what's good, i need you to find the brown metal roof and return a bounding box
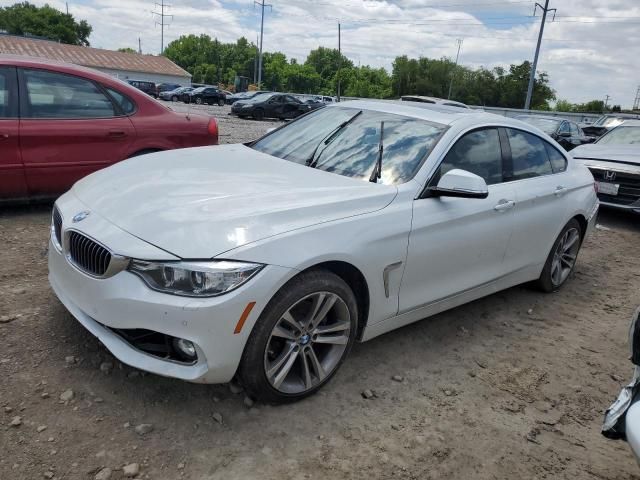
[0,35,191,78]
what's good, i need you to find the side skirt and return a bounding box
[360,264,542,342]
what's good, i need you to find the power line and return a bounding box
[525,0,555,110]
[153,1,172,54]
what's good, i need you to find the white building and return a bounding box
[0,34,191,85]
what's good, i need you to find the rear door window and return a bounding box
[435,128,503,185]
[105,87,135,115]
[506,128,554,180]
[23,69,116,118]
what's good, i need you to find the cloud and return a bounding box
[13,0,640,107]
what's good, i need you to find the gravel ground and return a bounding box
[167,102,283,143]
[1,108,640,479]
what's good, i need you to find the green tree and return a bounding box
[0,2,91,45]
[117,47,137,54]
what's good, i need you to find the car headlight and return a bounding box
[128,260,264,297]
[241,104,253,109]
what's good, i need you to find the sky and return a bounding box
[5,0,640,108]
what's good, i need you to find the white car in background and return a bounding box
[48,101,598,403]
[572,120,640,213]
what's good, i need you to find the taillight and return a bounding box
[207,118,219,144]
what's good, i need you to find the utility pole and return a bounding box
[253,35,259,85]
[524,0,556,110]
[604,94,611,111]
[447,38,463,100]
[153,1,173,54]
[337,22,341,102]
[254,0,272,88]
[65,2,68,14]
[138,37,142,54]
[633,86,640,111]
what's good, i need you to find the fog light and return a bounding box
[173,338,197,360]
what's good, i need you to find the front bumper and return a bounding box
[47,199,293,384]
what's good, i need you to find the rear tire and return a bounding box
[239,270,358,404]
[253,109,264,121]
[195,97,203,105]
[218,98,225,106]
[171,95,178,102]
[536,219,583,292]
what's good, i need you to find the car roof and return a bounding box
[329,99,502,125]
[619,120,640,127]
[517,115,564,122]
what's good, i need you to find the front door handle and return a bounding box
[554,185,567,196]
[0,132,9,139]
[494,199,515,212]
[108,130,127,138]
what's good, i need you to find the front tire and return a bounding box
[239,270,358,404]
[195,97,203,105]
[218,98,225,106]
[536,219,583,292]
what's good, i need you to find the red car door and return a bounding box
[18,68,135,198]
[0,66,27,199]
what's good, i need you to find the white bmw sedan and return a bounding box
[49,101,599,403]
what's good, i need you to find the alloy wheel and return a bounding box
[550,227,580,286]
[264,292,351,395]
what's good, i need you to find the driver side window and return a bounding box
[433,128,503,186]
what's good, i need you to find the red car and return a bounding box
[0,55,218,201]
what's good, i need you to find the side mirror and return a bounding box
[429,169,489,199]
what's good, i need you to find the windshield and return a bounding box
[518,117,560,134]
[191,87,205,93]
[597,126,640,145]
[251,107,446,185]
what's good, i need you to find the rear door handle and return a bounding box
[108,130,127,138]
[554,185,567,196]
[494,199,515,212]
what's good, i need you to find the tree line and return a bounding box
[164,34,561,109]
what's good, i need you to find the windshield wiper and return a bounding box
[369,121,384,183]
[306,110,363,168]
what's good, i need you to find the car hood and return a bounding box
[572,144,640,165]
[71,144,397,259]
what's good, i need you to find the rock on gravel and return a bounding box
[122,462,140,477]
[0,313,21,323]
[59,389,74,402]
[134,423,153,435]
[361,389,374,399]
[99,362,114,374]
[37,425,47,432]
[9,416,22,427]
[392,375,404,382]
[212,412,223,424]
[243,396,255,408]
[229,382,243,394]
[94,467,112,480]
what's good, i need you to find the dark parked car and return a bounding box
[159,86,193,102]
[226,90,271,105]
[0,56,219,201]
[582,114,640,139]
[155,82,182,96]
[184,86,226,106]
[515,115,590,151]
[126,79,157,98]
[231,92,318,120]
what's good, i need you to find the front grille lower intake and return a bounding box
[68,231,112,276]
